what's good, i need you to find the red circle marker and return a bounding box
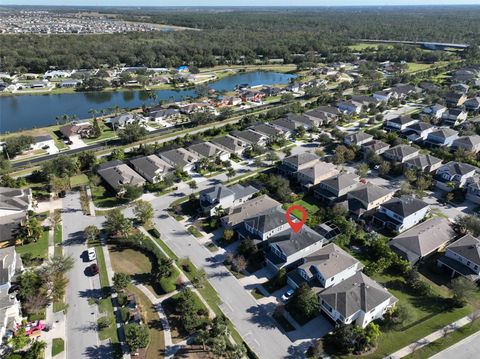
[285,205,308,233]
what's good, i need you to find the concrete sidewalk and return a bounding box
[385,311,480,359]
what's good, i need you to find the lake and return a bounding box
[0,71,295,133]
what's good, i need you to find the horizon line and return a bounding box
[3,4,480,7]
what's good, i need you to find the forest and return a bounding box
[1,6,480,73]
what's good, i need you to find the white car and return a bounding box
[281,288,295,302]
[87,248,96,261]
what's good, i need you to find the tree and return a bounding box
[25,340,47,359]
[223,229,235,242]
[41,155,79,179]
[133,200,154,225]
[3,135,35,159]
[17,216,43,244]
[451,277,477,306]
[191,269,207,288]
[104,209,132,238]
[288,283,319,320]
[113,273,131,292]
[122,184,144,201]
[232,255,247,272]
[92,119,103,138]
[9,327,30,351]
[49,176,70,196]
[378,161,391,176]
[356,163,369,178]
[118,123,148,144]
[97,316,112,330]
[227,167,236,179]
[84,225,100,244]
[77,151,97,171]
[454,215,480,237]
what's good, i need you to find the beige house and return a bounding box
[297,161,339,188]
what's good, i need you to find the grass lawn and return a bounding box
[16,228,49,263]
[109,246,152,276]
[188,226,203,238]
[53,224,62,258]
[251,288,265,300]
[283,195,320,219]
[128,285,165,358]
[205,242,219,252]
[144,227,179,260]
[91,184,130,208]
[51,338,65,357]
[97,297,119,342]
[83,128,117,144]
[70,174,89,187]
[404,319,480,359]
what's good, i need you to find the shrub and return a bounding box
[97,316,112,330]
[159,277,176,293]
[120,307,130,322]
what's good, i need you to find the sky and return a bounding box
[3,0,480,7]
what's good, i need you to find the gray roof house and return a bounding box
[343,132,374,147]
[210,135,248,155]
[158,148,200,171]
[265,226,327,271]
[287,243,364,290]
[401,121,434,142]
[452,136,480,154]
[279,153,319,176]
[271,118,300,133]
[361,140,390,158]
[389,217,455,264]
[199,184,258,216]
[240,208,290,242]
[385,116,418,132]
[465,97,480,111]
[435,161,478,191]
[383,144,420,163]
[129,155,173,183]
[425,128,459,147]
[404,154,443,173]
[318,271,398,328]
[250,124,284,138]
[97,161,146,194]
[297,161,339,188]
[347,183,395,217]
[437,234,480,281]
[231,130,267,146]
[221,195,281,228]
[373,196,430,233]
[0,187,32,217]
[110,113,147,129]
[314,173,360,203]
[187,142,230,161]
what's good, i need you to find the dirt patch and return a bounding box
[174,345,210,359]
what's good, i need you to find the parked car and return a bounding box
[87,248,96,261]
[89,263,99,275]
[281,288,295,302]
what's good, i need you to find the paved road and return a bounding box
[62,192,109,359]
[430,330,480,359]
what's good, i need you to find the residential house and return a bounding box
[59,122,93,141]
[347,183,395,217]
[129,155,172,184]
[110,113,147,130]
[452,135,480,154]
[443,108,468,127]
[187,142,230,161]
[210,136,248,155]
[297,161,339,188]
[384,116,418,132]
[383,144,420,163]
[337,100,363,115]
[451,83,469,94]
[373,196,430,233]
[435,161,478,191]
[0,247,23,341]
[390,83,420,100]
[318,271,397,328]
[271,118,299,134]
[287,243,364,289]
[149,108,181,123]
[0,187,32,217]
[423,104,447,119]
[31,135,56,152]
[265,226,327,271]
[425,128,458,147]
[199,184,259,216]
[418,82,440,93]
[249,124,285,139]
[401,122,434,142]
[389,217,455,264]
[373,90,392,102]
[279,153,319,177]
[361,140,390,159]
[437,234,480,281]
[97,161,146,195]
[445,92,467,107]
[220,195,281,228]
[465,97,480,112]
[343,132,374,147]
[231,130,268,146]
[240,208,291,242]
[158,148,200,172]
[314,173,360,203]
[304,109,333,126]
[466,177,480,204]
[404,154,443,173]
[285,113,317,130]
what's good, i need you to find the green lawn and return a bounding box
[188,226,203,238]
[16,228,49,263]
[70,174,89,187]
[83,128,117,144]
[52,338,65,357]
[53,224,63,258]
[404,319,480,359]
[91,184,129,208]
[283,195,320,219]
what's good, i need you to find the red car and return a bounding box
[90,263,99,275]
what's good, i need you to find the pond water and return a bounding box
[0,71,296,133]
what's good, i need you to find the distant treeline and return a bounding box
[1,7,480,73]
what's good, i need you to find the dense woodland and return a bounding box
[1,6,480,72]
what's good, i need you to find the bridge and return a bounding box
[355,39,470,50]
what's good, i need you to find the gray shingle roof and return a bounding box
[283,153,319,168]
[319,272,397,318]
[320,173,359,192]
[446,234,480,265]
[439,161,478,176]
[404,154,442,169]
[187,142,226,158]
[268,226,324,257]
[221,195,281,227]
[348,183,394,204]
[345,131,373,144]
[250,124,283,137]
[384,144,419,160]
[244,208,287,234]
[97,163,146,191]
[389,217,455,263]
[0,187,31,212]
[388,116,416,125]
[129,155,172,180]
[210,136,246,153]
[231,130,265,144]
[381,196,429,218]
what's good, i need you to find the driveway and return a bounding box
[62,192,110,359]
[430,330,480,359]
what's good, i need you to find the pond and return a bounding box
[0,71,296,133]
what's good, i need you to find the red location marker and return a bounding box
[285,205,308,233]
